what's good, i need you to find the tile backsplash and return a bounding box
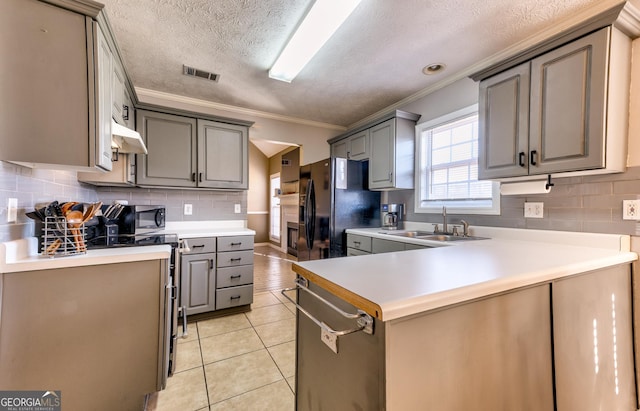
[0,161,247,242]
[388,166,640,236]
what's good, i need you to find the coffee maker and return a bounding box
[381,203,404,230]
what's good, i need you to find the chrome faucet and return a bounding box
[460,220,469,237]
[442,206,448,234]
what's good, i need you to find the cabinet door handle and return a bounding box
[191,172,196,182]
[530,150,538,166]
[122,105,129,121]
[518,152,526,167]
[199,172,203,182]
[230,258,242,262]
[209,259,214,269]
[347,151,350,159]
[388,172,393,181]
[230,274,242,279]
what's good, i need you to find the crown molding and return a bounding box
[135,88,346,132]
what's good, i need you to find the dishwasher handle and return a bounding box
[281,279,374,336]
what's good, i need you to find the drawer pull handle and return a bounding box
[192,244,205,249]
[230,275,242,279]
[230,296,241,300]
[230,258,242,262]
[230,242,242,246]
[353,241,360,245]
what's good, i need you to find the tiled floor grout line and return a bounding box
[194,323,211,411]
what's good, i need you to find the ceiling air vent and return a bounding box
[183,65,220,82]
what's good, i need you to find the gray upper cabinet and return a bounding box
[137,110,198,188]
[331,130,369,160]
[111,58,126,126]
[478,63,530,179]
[136,110,249,189]
[198,120,249,189]
[329,110,419,191]
[478,25,631,180]
[0,0,111,171]
[369,115,417,190]
[95,24,113,172]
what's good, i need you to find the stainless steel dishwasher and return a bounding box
[282,277,386,410]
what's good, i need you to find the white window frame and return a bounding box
[414,104,500,215]
[269,173,281,241]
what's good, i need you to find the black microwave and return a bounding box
[117,205,166,235]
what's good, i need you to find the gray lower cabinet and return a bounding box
[136,111,249,189]
[0,0,111,171]
[216,235,254,310]
[0,259,169,410]
[479,26,629,179]
[180,235,254,314]
[346,234,430,255]
[181,252,216,315]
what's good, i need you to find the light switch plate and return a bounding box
[623,200,640,220]
[524,202,544,218]
[234,204,241,213]
[184,203,193,215]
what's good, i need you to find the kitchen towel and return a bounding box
[500,180,551,195]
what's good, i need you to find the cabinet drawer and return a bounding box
[217,250,254,267]
[372,238,405,254]
[217,235,254,252]
[217,265,254,288]
[216,285,253,310]
[346,234,372,252]
[347,247,371,256]
[182,237,216,254]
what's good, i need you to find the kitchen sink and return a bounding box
[379,230,433,237]
[418,234,488,242]
[379,230,487,242]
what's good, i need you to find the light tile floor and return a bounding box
[146,245,297,411]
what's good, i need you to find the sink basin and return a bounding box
[418,234,488,242]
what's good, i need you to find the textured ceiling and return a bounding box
[100,0,614,128]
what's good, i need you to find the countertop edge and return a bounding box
[292,263,384,320]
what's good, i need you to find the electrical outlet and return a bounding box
[7,198,17,223]
[623,200,640,220]
[234,204,241,213]
[184,203,193,215]
[524,202,544,218]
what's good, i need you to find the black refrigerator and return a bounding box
[298,157,380,261]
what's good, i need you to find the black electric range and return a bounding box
[85,233,179,249]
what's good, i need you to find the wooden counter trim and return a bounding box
[292,263,384,320]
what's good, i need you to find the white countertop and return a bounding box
[293,228,637,322]
[0,237,171,273]
[161,220,255,238]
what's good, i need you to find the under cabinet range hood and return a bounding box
[111,120,147,154]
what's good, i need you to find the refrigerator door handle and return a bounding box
[305,179,316,251]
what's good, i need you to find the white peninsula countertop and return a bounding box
[292,227,638,321]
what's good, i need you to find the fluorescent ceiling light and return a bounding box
[269,0,362,83]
